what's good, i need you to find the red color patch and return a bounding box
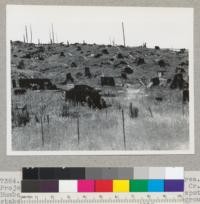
[95,180,113,192]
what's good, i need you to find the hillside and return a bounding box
[11,41,189,87]
[11,41,190,151]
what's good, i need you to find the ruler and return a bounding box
[20,193,184,204]
[0,171,200,204]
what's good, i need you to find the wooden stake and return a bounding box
[182,100,185,116]
[47,115,49,125]
[77,116,80,145]
[40,116,44,146]
[148,106,153,117]
[122,22,126,47]
[122,109,126,149]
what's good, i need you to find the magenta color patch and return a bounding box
[78,180,95,192]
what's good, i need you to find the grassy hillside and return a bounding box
[10,41,189,152]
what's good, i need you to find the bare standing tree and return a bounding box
[29,25,33,43]
[122,22,126,47]
[49,29,52,44]
[25,25,28,43]
[51,24,55,43]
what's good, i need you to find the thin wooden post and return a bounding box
[25,25,28,43]
[49,29,51,43]
[122,22,126,47]
[148,106,153,117]
[47,115,49,125]
[51,24,55,44]
[122,109,126,149]
[30,25,33,43]
[77,116,80,145]
[182,99,185,116]
[41,116,44,146]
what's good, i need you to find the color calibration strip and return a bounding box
[21,167,184,193]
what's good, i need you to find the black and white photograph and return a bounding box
[7,5,194,155]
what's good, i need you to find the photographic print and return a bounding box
[6,5,194,155]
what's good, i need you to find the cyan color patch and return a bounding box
[148,180,164,192]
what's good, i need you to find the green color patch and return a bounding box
[130,180,148,192]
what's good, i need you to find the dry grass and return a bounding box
[12,86,189,151]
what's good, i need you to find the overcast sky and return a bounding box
[7,5,193,49]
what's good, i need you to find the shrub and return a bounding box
[17,60,25,69]
[129,103,139,119]
[76,72,83,78]
[102,49,109,54]
[117,53,124,59]
[61,104,69,117]
[135,57,145,65]
[124,67,133,74]
[60,52,65,57]
[94,53,102,58]
[71,62,77,68]
[12,105,30,127]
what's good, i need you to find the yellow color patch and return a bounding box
[113,180,129,192]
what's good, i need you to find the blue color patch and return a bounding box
[148,180,164,192]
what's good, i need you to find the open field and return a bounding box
[11,42,189,151]
[12,86,189,151]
